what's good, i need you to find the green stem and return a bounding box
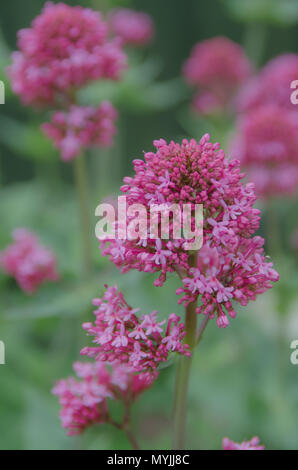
[125,429,140,450]
[172,253,198,450]
[73,155,92,276]
[196,315,210,345]
[244,22,267,67]
[266,199,281,258]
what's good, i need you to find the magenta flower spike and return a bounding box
[101,136,279,328]
[52,133,279,449]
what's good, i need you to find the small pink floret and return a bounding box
[81,285,190,371]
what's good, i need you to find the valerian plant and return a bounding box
[6,2,279,451]
[53,135,278,449]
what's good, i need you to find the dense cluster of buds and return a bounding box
[0,229,58,293]
[42,102,118,160]
[52,361,157,435]
[81,285,190,371]
[100,136,279,328]
[183,37,252,114]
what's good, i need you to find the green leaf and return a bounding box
[0,115,54,162]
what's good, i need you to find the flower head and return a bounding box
[81,285,189,371]
[237,54,298,113]
[0,229,58,293]
[52,360,157,435]
[108,8,154,47]
[42,102,118,160]
[183,37,252,114]
[100,136,278,327]
[231,105,298,198]
[7,2,126,107]
[222,436,264,450]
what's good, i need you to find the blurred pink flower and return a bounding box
[0,229,58,293]
[81,285,189,371]
[42,102,118,160]
[52,360,157,435]
[192,90,223,114]
[222,436,264,450]
[108,8,154,47]
[237,54,298,113]
[183,37,252,114]
[7,2,126,107]
[231,105,298,198]
[100,136,278,328]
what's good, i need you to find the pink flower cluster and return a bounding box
[81,285,190,371]
[232,54,298,199]
[231,105,298,198]
[52,361,157,435]
[237,54,298,113]
[0,229,58,293]
[222,436,264,450]
[42,102,118,161]
[7,2,126,107]
[177,240,278,328]
[100,136,278,328]
[183,37,252,114]
[108,8,154,47]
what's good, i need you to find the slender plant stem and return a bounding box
[266,199,281,258]
[73,155,92,276]
[196,315,210,345]
[108,419,122,430]
[108,418,139,449]
[172,253,198,450]
[124,429,140,450]
[123,404,141,450]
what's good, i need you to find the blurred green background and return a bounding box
[0,0,298,450]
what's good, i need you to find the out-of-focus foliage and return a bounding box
[224,0,298,26]
[80,56,188,113]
